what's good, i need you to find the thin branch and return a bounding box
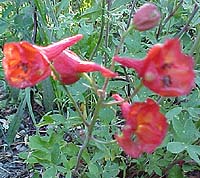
[102,25,134,93]
[32,6,38,43]
[176,3,199,38]
[74,97,103,172]
[126,0,137,30]
[105,0,112,48]
[103,82,143,107]
[104,0,112,64]
[156,0,184,40]
[92,136,116,144]
[89,0,106,60]
[123,0,137,97]
[62,85,89,127]
[190,28,200,55]
[74,0,107,172]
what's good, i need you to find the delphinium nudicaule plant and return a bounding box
[2,2,196,177]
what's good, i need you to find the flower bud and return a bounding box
[133,3,161,31]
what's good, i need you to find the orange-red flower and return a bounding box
[133,3,161,31]
[113,94,168,158]
[2,34,83,88]
[52,50,117,85]
[114,39,195,96]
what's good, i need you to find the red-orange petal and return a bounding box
[3,42,50,88]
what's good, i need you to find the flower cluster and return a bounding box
[113,94,168,158]
[111,3,195,158]
[114,38,195,96]
[2,34,116,88]
[1,2,195,159]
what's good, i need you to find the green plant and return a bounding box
[1,0,200,177]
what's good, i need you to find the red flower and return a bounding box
[133,3,161,31]
[113,94,168,158]
[52,50,117,85]
[2,34,83,88]
[114,39,195,96]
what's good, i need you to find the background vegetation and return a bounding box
[0,0,199,177]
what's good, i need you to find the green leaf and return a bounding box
[68,78,88,101]
[186,107,200,120]
[91,151,106,162]
[34,0,48,24]
[41,78,55,112]
[56,166,67,174]
[167,142,187,153]
[99,107,115,124]
[168,165,184,178]
[111,0,133,9]
[107,80,129,93]
[172,117,185,138]
[183,119,199,143]
[51,143,61,165]
[153,166,162,176]
[0,21,8,34]
[32,171,40,178]
[56,0,69,16]
[102,161,119,178]
[65,171,72,178]
[187,145,200,164]
[6,97,26,144]
[61,143,79,157]
[29,135,49,152]
[68,157,77,169]
[26,156,39,164]
[31,150,51,162]
[25,88,36,125]
[10,87,20,102]
[82,150,90,164]
[88,163,99,175]
[166,107,182,120]
[80,4,101,19]
[18,152,29,160]
[50,114,66,124]
[43,166,57,178]
[37,115,54,127]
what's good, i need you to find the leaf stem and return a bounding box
[92,136,116,144]
[61,85,89,127]
[103,82,143,107]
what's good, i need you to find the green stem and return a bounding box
[103,82,143,107]
[156,0,183,39]
[102,25,134,92]
[81,73,98,92]
[74,2,134,173]
[104,0,111,64]
[89,0,106,60]
[48,61,89,127]
[190,28,200,56]
[74,97,103,171]
[176,3,199,38]
[62,85,89,127]
[74,128,90,171]
[92,137,116,144]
